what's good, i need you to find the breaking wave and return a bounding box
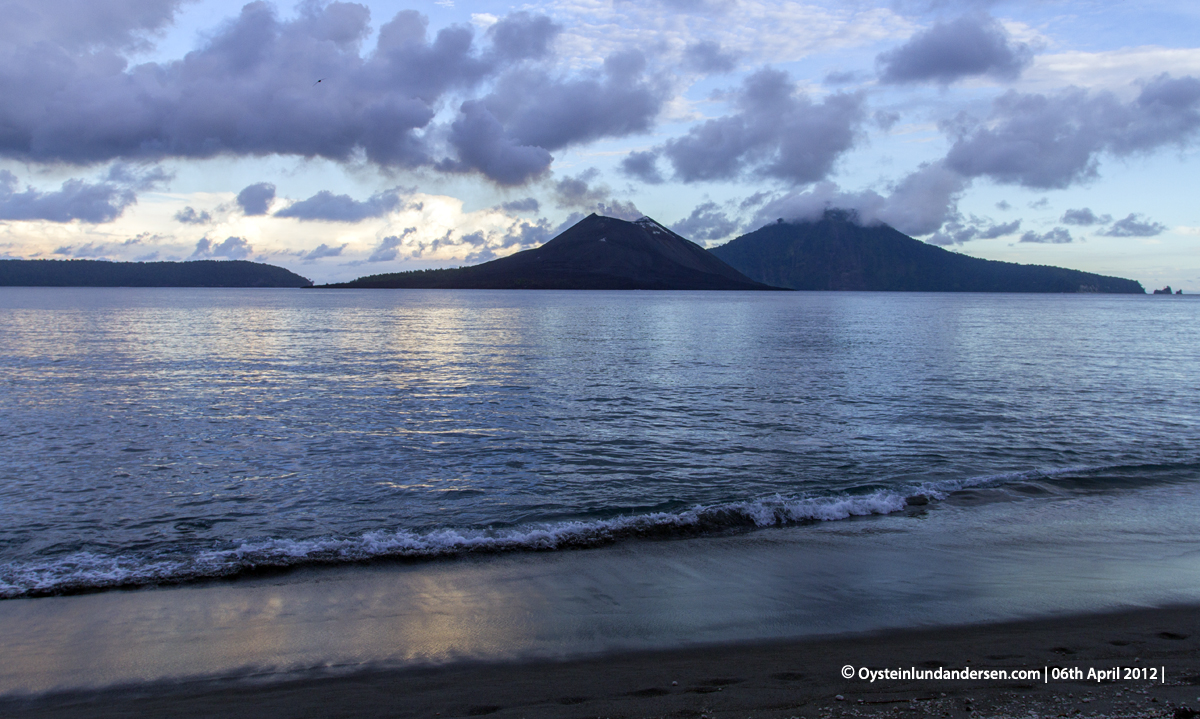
[0,463,1179,599]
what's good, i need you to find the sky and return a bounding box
[0,0,1198,288]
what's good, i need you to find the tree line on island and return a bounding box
[0,211,1153,293]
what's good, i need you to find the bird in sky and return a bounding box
[313,78,325,86]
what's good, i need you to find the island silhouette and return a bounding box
[0,259,312,287]
[323,214,781,290]
[328,210,1145,293]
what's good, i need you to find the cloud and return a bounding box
[275,188,406,222]
[944,74,1200,189]
[303,243,348,261]
[237,183,276,215]
[824,70,860,85]
[443,100,554,185]
[752,161,967,237]
[1019,227,1073,244]
[739,191,772,209]
[53,242,114,258]
[500,197,539,214]
[1060,208,1111,226]
[174,206,213,225]
[873,110,900,130]
[0,0,185,52]
[671,201,739,241]
[368,228,416,262]
[551,172,642,220]
[0,169,137,223]
[0,4,569,172]
[445,49,669,184]
[192,236,253,259]
[877,13,1032,85]
[661,68,866,184]
[485,11,559,63]
[553,172,606,208]
[620,150,665,184]
[682,40,738,73]
[928,218,1021,245]
[498,218,555,248]
[1098,213,1168,237]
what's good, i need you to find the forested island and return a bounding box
[0,260,312,287]
[710,210,1145,293]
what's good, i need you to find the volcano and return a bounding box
[325,214,784,290]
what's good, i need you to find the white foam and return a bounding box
[0,467,1098,599]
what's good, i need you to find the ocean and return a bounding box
[2,287,1198,601]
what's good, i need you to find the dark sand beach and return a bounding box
[5,605,1200,718]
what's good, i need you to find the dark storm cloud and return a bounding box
[944,74,1200,188]
[1019,227,1073,244]
[877,13,1032,85]
[274,188,405,222]
[671,201,739,241]
[237,183,276,216]
[1061,208,1110,226]
[303,242,348,260]
[682,40,738,74]
[0,3,567,172]
[192,236,253,259]
[0,170,137,223]
[174,206,213,225]
[620,150,665,184]
[1098,213,1168,237]
[661,69,866,184]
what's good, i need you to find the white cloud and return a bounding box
[546,0,911,68]
[1023,47,1200,94]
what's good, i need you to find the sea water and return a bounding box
[1,288,1198,599]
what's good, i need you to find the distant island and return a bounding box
[322,214,782,291]
[0,259,312,288]
[710,210,1145,293]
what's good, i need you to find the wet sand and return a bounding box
[5,489,1200,716]
[4,604,1200,718]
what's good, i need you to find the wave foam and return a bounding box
[0,463,1152,599]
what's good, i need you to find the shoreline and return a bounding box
[5,604,1200,718]
[6,487,1200,699]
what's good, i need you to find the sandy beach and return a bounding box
[3,604,1199,718]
